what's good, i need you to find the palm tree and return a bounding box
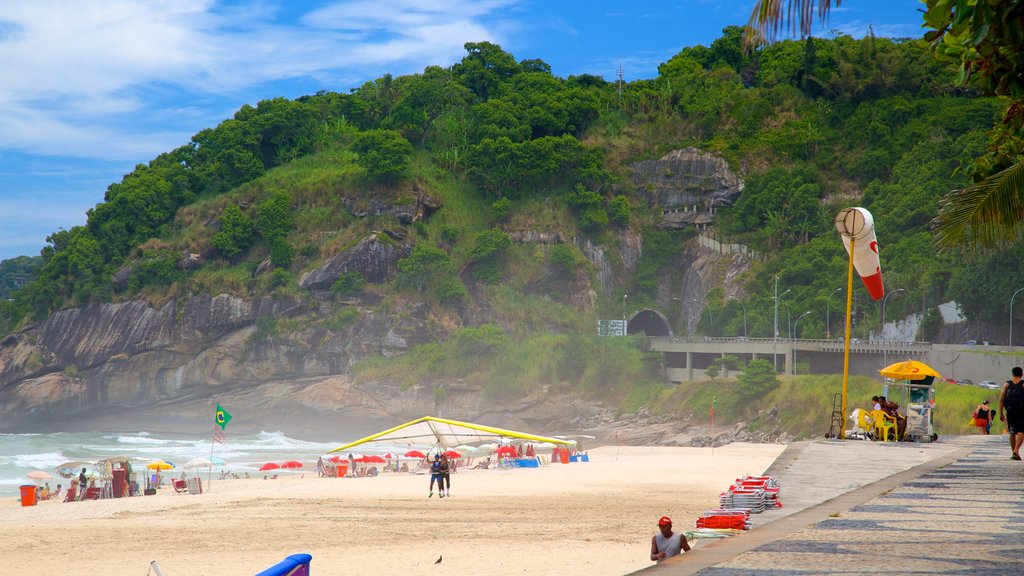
[746,0,1024,251]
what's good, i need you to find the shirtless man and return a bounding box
[650,516,690,562]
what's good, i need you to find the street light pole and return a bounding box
[780,300,793,339]
[826,287,842,339]
[880,288,905,369]
[773,277,790,371]
[729,297,747,339]
[1011,288,1024,347]
[880,288,905,339]
[793,310,811,373]
[622,294,628,321]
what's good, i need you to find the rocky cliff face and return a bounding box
[629,147,744,229]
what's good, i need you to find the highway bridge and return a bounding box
[627,308,1021,383]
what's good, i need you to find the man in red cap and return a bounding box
[650,516,690,562]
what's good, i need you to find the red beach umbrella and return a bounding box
[495,446,518,458]
[383,453,396,459]
[364,455,386,464]
[280,461,303,469]
[328,456,344,463]
[404,450,427,458]
[260,462,280,472]
[445,450,462,459]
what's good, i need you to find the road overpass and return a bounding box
[628,308,1024,383]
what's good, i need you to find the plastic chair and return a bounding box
[172,479,188,494]
[849,408,873,439]
[870,410,897,442]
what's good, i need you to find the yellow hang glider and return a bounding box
[328,416,575,453]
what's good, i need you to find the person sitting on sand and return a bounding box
[41,483,50,500]
[650,516,690,562]
[399,462,409,473]
[471,457,491,470]
[51,484,62,500]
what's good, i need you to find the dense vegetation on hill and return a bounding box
[0,30,1014,419]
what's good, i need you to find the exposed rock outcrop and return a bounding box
[299,233,410,291]
[629,148,744,229]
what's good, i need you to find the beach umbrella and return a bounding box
[280,461,303,469]
[27,470,52,481]
[146,460,174,471]
[260,462,280,472]
[54,461,93,478]
[210,455,226,466]
[879,359,941,381]
[183,457,214,470]
[328,455,344,463]
[404,450,427,458]
[383,453,396,459]
[477,443,499,452]
[495,446,518,458]
[445,450,462,459]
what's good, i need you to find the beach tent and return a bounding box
[329,416,575,454]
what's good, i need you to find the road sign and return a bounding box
[598,319,627,337]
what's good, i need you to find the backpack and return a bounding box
[1005,380,1024,410]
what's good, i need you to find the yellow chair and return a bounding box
[870,410,897,442]
[849,408,873,439]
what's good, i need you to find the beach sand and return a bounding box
[0,444,784,576]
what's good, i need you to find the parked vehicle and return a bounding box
[979,380,1000,390]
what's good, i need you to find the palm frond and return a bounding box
[933,159,1024,251]
[745,0,838,47]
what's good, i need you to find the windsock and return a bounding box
[834,207,884,301]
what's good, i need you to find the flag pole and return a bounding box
[209,407,216,492]
[840,237,855,440]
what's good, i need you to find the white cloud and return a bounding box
[0,0,518,161]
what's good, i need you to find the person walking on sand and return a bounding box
[1000,367,1024,459]
[974,400,993,435]
[650,516,690,562]
[428,456,443,498]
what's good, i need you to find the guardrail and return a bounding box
[649,336,932,349]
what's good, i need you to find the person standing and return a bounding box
[439,454,451,498]
[428,456,443,498]
[1000,367,1024,459]
[650,516,690,562]
[974,400,993,435]
[78,468,88,501]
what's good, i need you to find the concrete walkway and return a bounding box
[636,435,1019,574]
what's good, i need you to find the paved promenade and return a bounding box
[637,435,1019,575]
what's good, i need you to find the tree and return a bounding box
[746,0,1024,250]
[396,243,451,291]
[737,358,780,394]
[212,205,255,260]
[352,129,414,183]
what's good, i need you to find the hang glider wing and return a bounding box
[328,416,575,454]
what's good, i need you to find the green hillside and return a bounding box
[0,31,1013,432]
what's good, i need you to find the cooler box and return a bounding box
[19,485,37,506]
[581,454,590,462]
[560,451,569,464]
[337,464,348,477]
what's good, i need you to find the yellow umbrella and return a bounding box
[146,460,174,471]
[879,359,941,381]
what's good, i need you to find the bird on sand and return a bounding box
[435,555,442,565]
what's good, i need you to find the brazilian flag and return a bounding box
[215,404,233,430]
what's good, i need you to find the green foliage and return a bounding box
[352,129,414,182]
[491,197,512,221]
[211,205,255,260]
[469,229,511,261]
[436,277,468,303]
[256,191,293,241]
[608,195,631,226]
[268,268,291,291]
[331,272,366,296]
[454,323,508,356]
[705,363,720,379]
[548,244,580,278]
[269,238,294,268]
[0,256,43,300]
[396,243,451,291]
[737,359,780,394]
[250,315,278,344]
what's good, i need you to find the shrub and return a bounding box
[269,238,294,268]
[332,272,366,296]
[492,197,512,221]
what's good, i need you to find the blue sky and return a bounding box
[0,0,926,262]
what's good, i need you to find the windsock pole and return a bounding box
[840,236,855,440]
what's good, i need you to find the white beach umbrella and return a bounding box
[183,457,214,470]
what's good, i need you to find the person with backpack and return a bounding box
[999,367,1024,460]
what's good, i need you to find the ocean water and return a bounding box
[0,431,346,497]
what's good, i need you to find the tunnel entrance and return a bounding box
[627,309,673,338]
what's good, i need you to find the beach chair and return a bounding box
[63,485,77,503]
[172,479,188,494]
[83,486,102,500]
[870,409,897,442]
[849,409,873,440]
